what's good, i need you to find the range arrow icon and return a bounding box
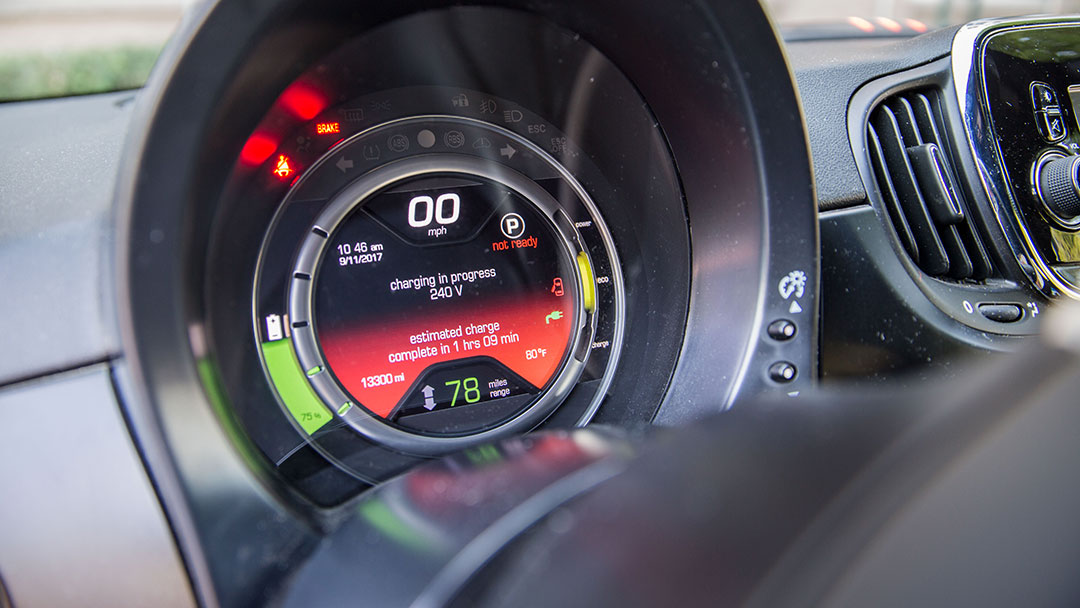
[421,385,437,410]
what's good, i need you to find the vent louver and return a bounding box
[866,90,994,281]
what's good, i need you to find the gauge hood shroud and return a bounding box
[114,0,815,605]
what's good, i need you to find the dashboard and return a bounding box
[2,2,1080,607]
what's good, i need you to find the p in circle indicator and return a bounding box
[501,213,525,239]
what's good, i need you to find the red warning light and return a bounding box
[240,132,278,166]
[316,122,341,135]
[280,83,327,121]
[551,278,564,297]
[273,155,293,179]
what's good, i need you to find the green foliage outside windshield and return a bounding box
[0,45,160,102]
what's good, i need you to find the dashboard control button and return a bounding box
[1038,109,1067,142]
[767,319,797,341]
[1031,82,1059,111]
[768,361,798,384]
[978,303,1024,323]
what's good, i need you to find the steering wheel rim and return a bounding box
[276,303,1080,607]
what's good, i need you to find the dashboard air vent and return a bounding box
[866,90,994,281]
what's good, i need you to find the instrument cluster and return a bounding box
[205,7,691,489]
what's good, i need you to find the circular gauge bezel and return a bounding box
[287,153,594,455]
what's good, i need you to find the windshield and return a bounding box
[769,0,1080,26]
[0,0,1078,102]
[0,0,192,102]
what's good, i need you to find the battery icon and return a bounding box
[266,314,283,341]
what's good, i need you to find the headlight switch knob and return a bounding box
[1036,154,1080,226]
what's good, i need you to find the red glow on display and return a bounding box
[240,133,278,166]
[280,83,327,120]
[847,16,875,33]
[319,293,574,418]
[273,155,293,179]
[316,122,341,135]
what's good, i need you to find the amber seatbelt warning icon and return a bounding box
[274,155,293,179]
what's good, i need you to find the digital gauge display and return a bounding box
[255,114,619,457]
[309,171,584,431]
